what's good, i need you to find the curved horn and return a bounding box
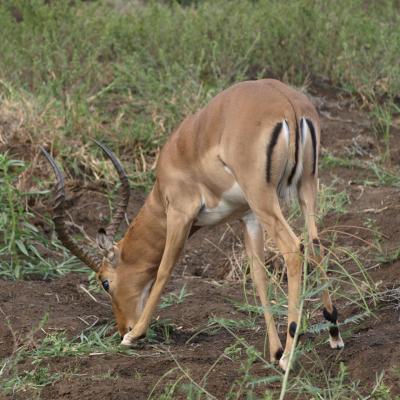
[40,147,101,272]
[93,140,130,239]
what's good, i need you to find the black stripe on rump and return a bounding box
[266,122,283,182]
[306,118,317,175]
[287,121,299,185]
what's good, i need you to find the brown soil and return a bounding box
[1,87,400,399]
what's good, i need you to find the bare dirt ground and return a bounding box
[1,86,400,399]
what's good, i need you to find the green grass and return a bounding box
[321,154,400,188]
[0,322,131,397]
[31,325,132,359]
[2,367,63,397]
[0,317,179,397]
[1,0,399,176]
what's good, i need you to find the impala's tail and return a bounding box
[267,116,318,202]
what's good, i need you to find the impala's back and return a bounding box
[157,79,320,212]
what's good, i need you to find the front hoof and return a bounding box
[121,326,147,346]
[278,353,289,371]
[121,335,134,346]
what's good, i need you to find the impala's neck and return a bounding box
[119,184,167,269]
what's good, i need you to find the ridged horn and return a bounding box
[93,140,130,239]
[41,147,101,272]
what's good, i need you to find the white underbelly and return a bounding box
[194,182,248,227]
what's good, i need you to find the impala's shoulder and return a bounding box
[156,111,201,169]
[163,111,200,150]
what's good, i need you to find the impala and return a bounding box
[42,79,344,370]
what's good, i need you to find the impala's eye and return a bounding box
[102,280,110,291]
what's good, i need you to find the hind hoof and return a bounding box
[329,334,344,349]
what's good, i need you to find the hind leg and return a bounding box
[241,212,283,362]
[242,189,303,371]
[298,175,344,349]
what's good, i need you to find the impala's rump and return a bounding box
[271,116,319,202]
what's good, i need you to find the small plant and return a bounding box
[146,319,176,344]
[376,247,400,265]
[27,323,137,362]
[370,100,399,164]
[224,342,244,361]
[226,345,261,400]
[160,284,192,309]
[2,367,62,396]
[367,162,400,188]
[318,183,350,220]
[321,155,400,188]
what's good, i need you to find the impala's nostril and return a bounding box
[128,326,132,332]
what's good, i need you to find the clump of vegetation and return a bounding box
[0,154,87,279]
[0,0,399,171]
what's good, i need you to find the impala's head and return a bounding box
[41,142,153,337]
[95,228,155,336]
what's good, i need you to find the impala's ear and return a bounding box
[97,229,120,267]
[97,228,114,256]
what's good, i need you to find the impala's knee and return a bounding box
[286,250,302,277]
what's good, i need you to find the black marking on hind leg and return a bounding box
[299,243,305,254]
[305,118,317,175]
[266,122,283,182]
[289,321,304,341]
[287,122,299,185]
[289,321,297,338]
[329,325,339,339]
[275,347,284,360]
[323,306,338,324]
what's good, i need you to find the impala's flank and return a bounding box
[43,79,343,371]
